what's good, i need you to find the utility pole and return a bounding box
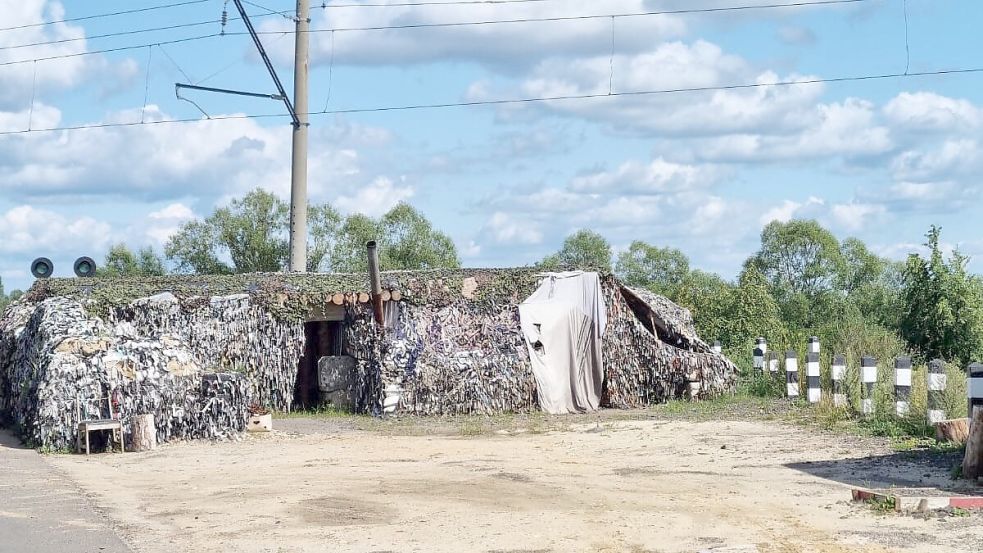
[288,0,311,272]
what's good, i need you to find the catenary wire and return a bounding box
[1,65,980,136]
[0,0,212,33]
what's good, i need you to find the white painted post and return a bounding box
[832,354,847,408]
[927,359,946,425]
[753,346,765,373]
[768,351,779,375]
[785,350,799,399]
[969,362,983,420]
[861,356,877,417]
[756,337,768,355]
[894,357,912,416]
[806,352,821,404]
[712,340,722,354]
[808,336,820,355]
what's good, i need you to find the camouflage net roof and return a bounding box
[22,269,546,321]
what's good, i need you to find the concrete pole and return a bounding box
[927,359,946,424]
[288,0,311,272]
[806,352,821,404]
[894,356,912,416]
[861,356,877,417]
[785,350,799,399]
[832,354,847,407]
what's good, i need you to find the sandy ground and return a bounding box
[47,417,982,553]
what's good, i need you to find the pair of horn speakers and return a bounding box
[30,257,97,279]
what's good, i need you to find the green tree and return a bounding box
[539,229,612,271]
[378,202,460,270]
[99,243,166,277]
[330,213,381,273]
[900,226,983,364]
[754,219,846,297]
[308,203,343,272]
[614,241,690,297]
[726,263,784,349]
[673,269,735,345]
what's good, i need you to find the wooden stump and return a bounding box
[331,293,345,306]
[963,410,983,480]
[936,418,970,445]
[380,290,391,302]
[390,290,402,301]
[357,292,370,303]
[131,414,157,452]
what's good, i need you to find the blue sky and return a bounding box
[2,0,983,291]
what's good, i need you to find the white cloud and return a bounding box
[484,212,543,245]
[829,202,887,232]
[890,139,982,182]
[143,203,197,245]
[570,157,719,195]
[883,92,983,132]
[334,176,414,217]
[0,205,112,255]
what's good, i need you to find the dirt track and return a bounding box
[48,417,982,553]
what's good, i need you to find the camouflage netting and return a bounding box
[0,269,736,447]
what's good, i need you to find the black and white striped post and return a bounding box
[712,341,722,354]
[894,356,912,416]
[786,350,799,399]
[753,345,765,373]
[808,336,820,355]
[832,354,847,407]
[756,337,768,355]
[969,362,983,419]
[927,359,947,425]
[768,351,780,376]
[861,356,877,417]
[806,352,821,404]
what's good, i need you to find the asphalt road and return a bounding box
[0,429,131,553]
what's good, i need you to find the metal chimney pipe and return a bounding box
[366,241,384,326]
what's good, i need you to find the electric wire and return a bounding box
[2,65,981,136]
[902,0,911,74]
[0,0,212,33]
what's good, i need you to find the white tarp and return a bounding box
[518,272,607,414]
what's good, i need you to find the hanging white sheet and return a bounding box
[518,272,607,414]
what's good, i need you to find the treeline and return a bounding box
[537,223,983,368]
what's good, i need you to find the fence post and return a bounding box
[927,359,947,425]
[894,356,912,416]
[808,336,820,355]
[832,354,847,407]
[786,350,799,399]
[768,351,779,376]
[756,337,768,354]
[861,356,877,417]
[806,352,821,404]
[712,340,722,354]
[753,345,765,373]
[970,362,983,419]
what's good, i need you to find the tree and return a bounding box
[673,269,735,345]
[99,244,166,277]
[379,203,460,270]
[754,219,846,298]
[726,263,784,349]
[330,213,381,273]
[308,203,343,272]
[899,226,983,364]
[615,241,690,297]
[539,230,612,271]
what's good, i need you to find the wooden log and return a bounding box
[963,410,983,480]
[131,414,157,452]
[357,292,370,303]
[936,418,970,445]
[380,290,391,302]
[390,290,402,302]
[331,293,345,306]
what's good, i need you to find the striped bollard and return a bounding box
[785,350,799,399]
[712,341,722,354]
[756,337,768,355]
[832,354,847,407]
[969,362,983,419]
[768,352,779,376]
[927,359,946,425]
[806,352,821,404]
[753,346,765,373]
[894,357,912,416]
[808,336,820,355]
[861,356,877,416]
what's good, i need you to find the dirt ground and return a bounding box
[48,414,982,553]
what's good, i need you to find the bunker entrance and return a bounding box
[293,320,343,410]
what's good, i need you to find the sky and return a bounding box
[1,0,982,292]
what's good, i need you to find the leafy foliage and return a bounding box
[538,229,612,271]
[615,241,690,297]
[99,244,166,277]
[900,226,983,365]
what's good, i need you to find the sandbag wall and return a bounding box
[0,297,270,449]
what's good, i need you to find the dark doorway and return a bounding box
[294,321,343,410]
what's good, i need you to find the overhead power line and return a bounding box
[0,0,212,33]
[2,65,981,136]
[0,0,872,66]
